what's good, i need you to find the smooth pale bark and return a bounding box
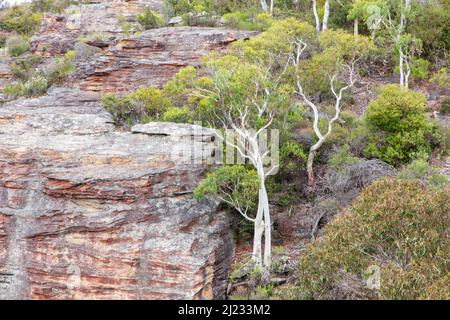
[397,0,411,88]
[252,194,264,267]
[269,0,274,16]
[322,0,330,31]
[399,48,405,87]
[292,40,357,187]
[354,19,359,36]
[261,0,268,12]
[312,0,321,32]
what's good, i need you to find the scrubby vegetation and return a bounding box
[363,84,441,165]
[2,0,448,300]
[278,178,449,300]
[4,50,75,99]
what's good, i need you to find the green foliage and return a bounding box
[298,29,375,97]
[194,165,259,216]
[117,15,133,35]
[409,58,429,81]
[3,82,25,99]
[161,106,192,123]
[5,35,29,57]
[284,178,450,300]
[4,74,48,98]
[0,5,42,35]
[30,0,77,14]
[165,0,257,17]
[279,141,307,175]
[4,50,74,99]
[234,18,317,63]
[363,84,439,165]
[398,158,449,187]
[223,11,273,31]
[327,145,360,168]
[102,87,173,126]
[407,1,450,61]
[440,98,450,116]
[430,67,450,89]
[128,87,172,118]
[10,54,41,81]
[41,50,75,85]
[136,7,164,30]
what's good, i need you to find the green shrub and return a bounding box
[439,98,450,115]
[42,50,75,85]
[3,82,25,99]
[327,145,360,168]
[10,54,41,80]
[181,11,218,27]
[409,58,430,81]
[363,84,439,165]
[398,158,449,186]
[194,165,259,214]
[0,6,42,35]
[102,95,140,127]
[0,33,7,48]
[3,74,48,98]
[30,0,77,14]
[161,106,192,123]
[5,36,29,57]
[223,11,273,31]
[128,87,172,118]
[22,74,48,97]
[284,178,450,300]
[136,7,164,30]
[430,67,450,89]
[102,87,173,126]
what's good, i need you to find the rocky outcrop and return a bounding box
[70,27,257,93]
[0,88,232,299]
[29,0,165,56]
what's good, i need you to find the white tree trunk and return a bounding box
[322,0,330,31]
[269,0,274,16]
[312,0,321,32]
[261,182,271,268]
[404,55,411,89]
[260,0,268,12]
[399,47,405,87]
[252,196,264,268]
[354,19,359,36]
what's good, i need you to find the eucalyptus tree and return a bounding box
[290,30,374,186]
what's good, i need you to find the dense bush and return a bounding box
[0,5,42,35]
[4,50,75,100]
[363,85,440,165]
[136,7,164,30]
[440,98,450,116]
[102,87,174,126]
[430,67,450,89]
[223,11,273,31]
[5,35,29,57]
[41,50,75,85]
[281,178,449,300]
[407,1,450,62]
[10,54,41,80]
[4,74,47,98]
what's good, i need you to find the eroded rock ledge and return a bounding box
[0,88,231,299]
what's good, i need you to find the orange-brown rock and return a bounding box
[29,0,165,56]
[70,27,257,93]
[0,88,232,299]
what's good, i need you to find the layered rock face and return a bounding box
[0,88,231,299]
[0,0,259,300]
[71,27,257,93]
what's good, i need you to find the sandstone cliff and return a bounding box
[0,0,257,299]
